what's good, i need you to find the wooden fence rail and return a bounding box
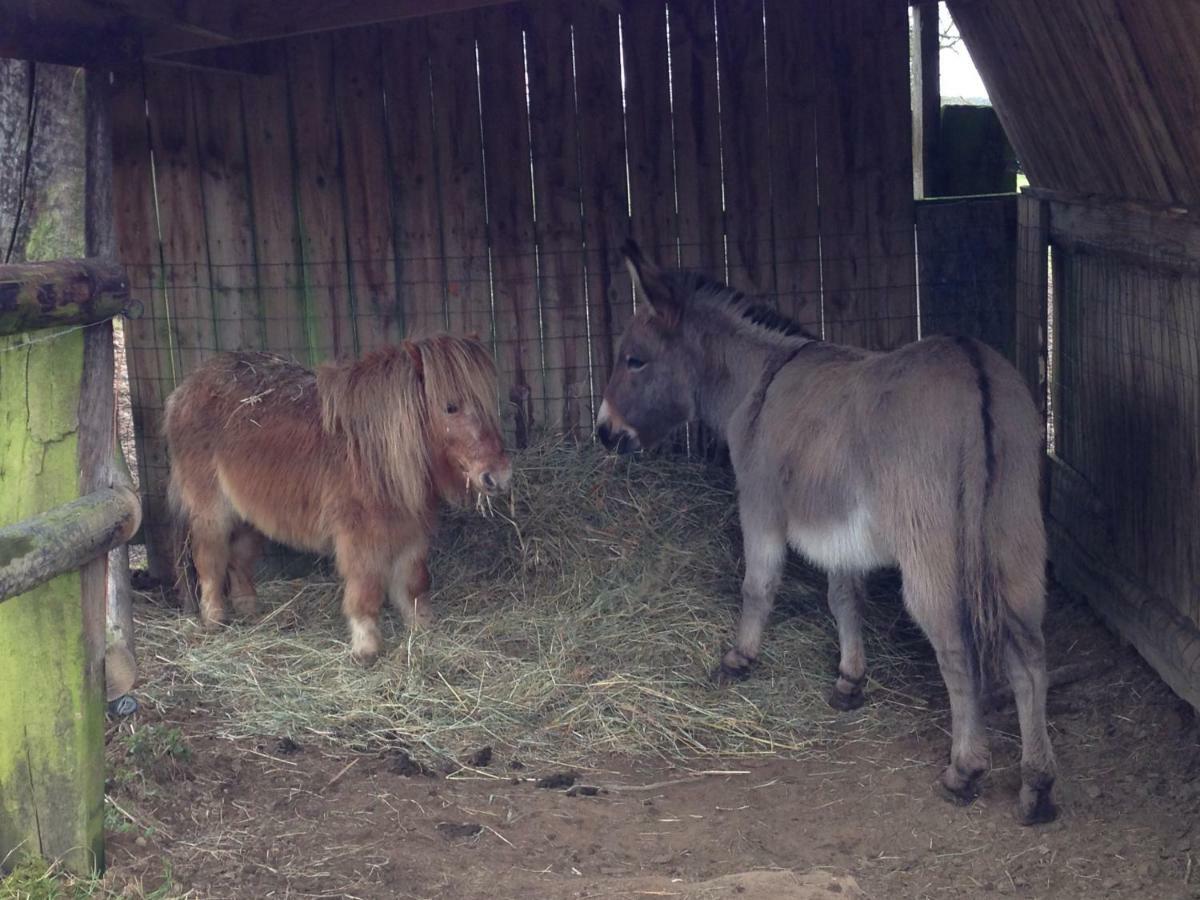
[0,487,141,604]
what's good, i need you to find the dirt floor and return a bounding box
[96,586,1200,900]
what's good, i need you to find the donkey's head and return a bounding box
[419,335,513,499]
[596,240,701,453]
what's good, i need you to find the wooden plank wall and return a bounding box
[110,0,917,575]
[1043,192,1200,701]
[916,194,1018,360]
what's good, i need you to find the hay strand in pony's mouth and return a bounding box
[135,435,942,768]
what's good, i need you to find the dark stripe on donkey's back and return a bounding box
[954,336,996,493]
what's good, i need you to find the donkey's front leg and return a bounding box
[826,571,869,711]
[715,523,786,683]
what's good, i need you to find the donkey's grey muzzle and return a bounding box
[597,421,641,454]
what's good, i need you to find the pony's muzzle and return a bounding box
[477,459,513,495]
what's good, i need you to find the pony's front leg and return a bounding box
[388,540,434,629]
[826,571,869,710]
[715,520,786,683]
[342,575,386,665]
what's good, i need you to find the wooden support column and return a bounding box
[0,321,107,874]
[911,0,940,198]
[85,66,138,702]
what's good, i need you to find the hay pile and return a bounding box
[136,438,940,767]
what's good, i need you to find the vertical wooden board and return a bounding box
[668,0,725,277]
[110,65,172,578]
[621,0,679,274]
[380,19,447,338]
[764,0,819,328]
[814,0,915,350]
[573,0,627,388]
[0,332,104,875]
[869,0,917,350]
[915,196,1017,360]
[240,48,306,361]
[428,13,493,342]
[333,27,401,352]
[191,69,262,352]
[476,4,544,444]
[1015,193,1048,412]
[144,66,214,374]
[525,0,588,437]
[715,0,774,296]
[812,0,867,346]
[286,33,354,361]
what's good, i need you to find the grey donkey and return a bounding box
[596,240,1056,825]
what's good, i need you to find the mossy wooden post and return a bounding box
[0,260,127,873]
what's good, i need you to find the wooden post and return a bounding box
[0,325,107,873]
[911,0,940,198]
[85,65,138,701]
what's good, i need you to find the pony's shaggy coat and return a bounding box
[597,241,1057,825]
[164,335,510,662]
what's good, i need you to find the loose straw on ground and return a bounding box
[135,436,944,768]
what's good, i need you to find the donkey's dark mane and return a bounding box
[668,270,820,342]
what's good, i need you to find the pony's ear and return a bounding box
[622,239,680,327]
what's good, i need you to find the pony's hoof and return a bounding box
[1017,787,1058,826]
[938,766,983,806]
[230,594,258,618]
[199,614,225,631]
[710,650,754,685]
[827,685,865,711]
[351,648,379,667]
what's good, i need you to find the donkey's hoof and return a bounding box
[711,650,755,685]
[1017,788,1058,826]
[938,766,984,806]
[827,685,865,712]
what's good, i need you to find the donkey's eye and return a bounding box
[446,403,460,414]
[626,356,646,372]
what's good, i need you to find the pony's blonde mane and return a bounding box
[416,334,502,437]
[316,336,500,514]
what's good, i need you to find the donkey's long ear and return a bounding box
[622,239,680,327]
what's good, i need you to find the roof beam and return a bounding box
[144,0,517,57]
[0,14,141,67]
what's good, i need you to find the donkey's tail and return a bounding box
[163,433,200,613]
[955,337,1006,688]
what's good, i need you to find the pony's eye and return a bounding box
[446,403,460,414]
[626,356,646,372]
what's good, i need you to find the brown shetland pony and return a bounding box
[164,335,512,664]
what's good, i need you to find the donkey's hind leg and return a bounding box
[904,561,990,805]
[1001,564,1057,824]
[715,515,786,683]
[227,525,265,618]
[826,571,869,711]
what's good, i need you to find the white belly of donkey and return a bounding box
[788,506,888,572]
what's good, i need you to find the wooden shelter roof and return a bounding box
[949,0,1200,207]
[0,0,513,69]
